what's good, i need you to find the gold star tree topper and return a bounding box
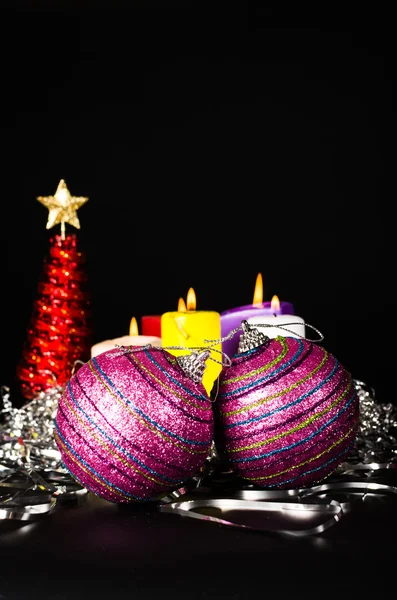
[37,179,88,240]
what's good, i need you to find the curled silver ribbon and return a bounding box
[159,497,343,538]
[0,466,89,520]
[159,476,397,537]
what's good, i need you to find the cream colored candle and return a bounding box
[90,317,162,358]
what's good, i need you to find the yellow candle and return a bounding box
[161,288,222,396]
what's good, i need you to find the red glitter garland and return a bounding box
[16,233,92,400]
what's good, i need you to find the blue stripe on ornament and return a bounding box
[224,358,340,429]
[143,347,209,401]
[246,438,356,488]
[73,376,190,474]
[123,351,213,421]
[92,357,210,446]
[226,373,348,443]
[66,381,184,482]
[56,402,182,491]
[232,386,358,462]
[220,339,307,398]
[54,420,146,501]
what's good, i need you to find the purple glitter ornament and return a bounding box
[214,335,360,489]
[54,346,214,503]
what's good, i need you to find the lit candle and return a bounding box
[246,314,306,340]
[220,273,295,359]
[141,298,186,338]
[90,317,162,358]
[161,288,222,396]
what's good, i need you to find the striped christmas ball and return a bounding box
[54,346,214,503]
[214,336,360,489]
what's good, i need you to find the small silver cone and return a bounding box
[238,320,269,353]
[176,349,211,383]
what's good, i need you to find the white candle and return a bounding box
[91,317,162,358]
[246,314,306,340]
[91,335,162,358]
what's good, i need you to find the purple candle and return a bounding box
[220,275,295,358]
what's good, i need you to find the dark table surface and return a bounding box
[1,465,396,600]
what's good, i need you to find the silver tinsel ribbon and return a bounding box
[0,385,88,520]
[1,379,397,533]
[352,379,397,465]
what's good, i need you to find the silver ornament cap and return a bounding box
[238,320,269,353]
[176,349,211,383]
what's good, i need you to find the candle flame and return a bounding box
[270,295,280,312]
[129,316,139,336]
[252,272,263,306]
[186,287,196,311]
[178,297,187,312]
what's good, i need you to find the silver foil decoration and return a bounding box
[0,385,87,520]
[351,379,397,465]
[0,384,64,470]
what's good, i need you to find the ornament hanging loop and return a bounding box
[71,360,86,376]
[107,343,154,358]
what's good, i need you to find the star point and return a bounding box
[37,179,88,239]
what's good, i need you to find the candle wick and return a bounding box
[175,317,190,340]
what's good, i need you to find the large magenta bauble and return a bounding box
[214,336,360,489]
[54,346,213,503]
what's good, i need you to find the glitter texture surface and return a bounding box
[215,337,360,489]
[54,346,213,503]
[16,233,91,400]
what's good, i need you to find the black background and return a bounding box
[0,3,394,404]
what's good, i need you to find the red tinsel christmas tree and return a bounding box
[16,179,91,400]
